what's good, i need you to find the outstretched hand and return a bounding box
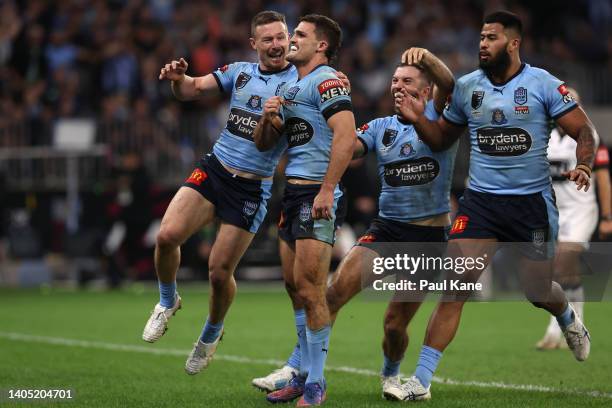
[159,58,188,81]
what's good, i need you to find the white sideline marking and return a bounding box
[1,331,610,399]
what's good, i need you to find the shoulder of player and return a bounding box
[455,69,485,88]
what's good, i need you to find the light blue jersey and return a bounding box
[358,101,457,222]
[280,65,352,181]
[443,63,578,194]
[212,62,296,177]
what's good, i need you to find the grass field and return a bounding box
[1,284,611,407]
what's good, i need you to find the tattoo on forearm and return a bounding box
[576,125,595,167]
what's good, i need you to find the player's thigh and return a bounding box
[208,222,255,276]
[158,186,215,245]
[329,245,378,305]
[280,239,297,285]
[294,238,332,287]
[444,238,496,300]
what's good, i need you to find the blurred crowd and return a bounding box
[1,0,611,140]
[0,0,611,284]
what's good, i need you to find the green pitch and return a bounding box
[0,284,611,407]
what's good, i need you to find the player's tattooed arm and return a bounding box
[159,58,219,101]
[254,96,285,151]
[312,111,356,220]
[402,48,454,113]
[557,106,597,191]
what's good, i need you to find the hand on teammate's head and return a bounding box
[401,47,430,66]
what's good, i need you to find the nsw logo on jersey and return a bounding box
[235,72,252,90]
[514,87,528,105]
[476,127,532,156]
[383,157,440,187]
[471,90,485,110]
[286,117,314,148]
[226,108,261,140]
[318,79,349,103]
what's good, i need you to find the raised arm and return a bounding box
[159,58,220,101]
[311,110,356,220]
[402,47,455,113]
[556,106,597,192]
[253,96,285,151]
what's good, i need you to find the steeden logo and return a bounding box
[450,216,469,234]
[185,168,207,186]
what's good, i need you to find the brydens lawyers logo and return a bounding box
[185,168,207,186]
[450,215,469,234]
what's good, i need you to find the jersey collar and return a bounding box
[258,63,293,75]
[484,63,526,87]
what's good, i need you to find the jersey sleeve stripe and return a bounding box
[212,72,224,93]
[551,103,578,120]
[322,100,353,121]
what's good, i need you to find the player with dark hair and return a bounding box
[396,11,597,400]
[254,14,355,407]
[255,47,456,402]
[141,10,297,374]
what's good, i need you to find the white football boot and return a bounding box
[398,376,431,401]
[381,375,404,401]
[252,365,300,393]
[184,333,223,375]
[142,294,182,343]
[562,308,591,361]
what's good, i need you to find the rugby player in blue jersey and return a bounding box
[141,11,305,375]
[254,48,456,402]
[254,14,356,406]
[394,11,597,401]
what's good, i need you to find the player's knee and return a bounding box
[326,286,344,315]
[156,226,184,250]
[383,312,407,340]
[208,261,233,289]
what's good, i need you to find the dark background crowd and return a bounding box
[0,0,611,286]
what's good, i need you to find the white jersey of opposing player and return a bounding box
[547,128,609,242]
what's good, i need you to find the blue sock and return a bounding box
[305,325,331,387]
[296,310,310,377]
[200,317,223,343]
[414,345,442,388]
[159,281,176,308]
[287,309,305,370]
[382,354,402,377]
[556,304,575,329]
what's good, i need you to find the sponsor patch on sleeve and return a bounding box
[557,84,574,104]
[318,79,349,103]
[357,123,369,134]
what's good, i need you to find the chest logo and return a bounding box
[471,90,485,110]
[285,86,300,101]
[247,95,262,110]
[235,72,252,90]
[382,128,398,146]
[399,142,415,157]
[514,87,528,105]
[491,109,508,125]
